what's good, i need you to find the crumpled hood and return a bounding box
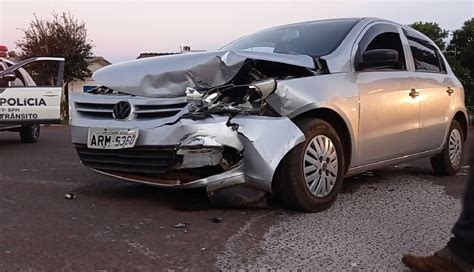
[92,50,315,98]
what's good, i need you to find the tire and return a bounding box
[430,120,464,175]
[20,124,40,143]
[274,118,345,212]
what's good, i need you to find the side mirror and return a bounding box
[358,49,399,70]
[0,72,16,82]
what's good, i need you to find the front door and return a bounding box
[354,23,421,166]
[0,57,65,123]
[357,72,420,165]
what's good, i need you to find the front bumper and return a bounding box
[70,95,305,194]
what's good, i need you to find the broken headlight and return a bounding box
[248,78,277,102]
[186,78,277,115]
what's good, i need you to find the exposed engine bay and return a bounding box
[184,60,319,116]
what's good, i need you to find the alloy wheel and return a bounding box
[303,135,338,198]
[448,128,462,167]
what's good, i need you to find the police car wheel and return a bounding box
[20,124,40,143]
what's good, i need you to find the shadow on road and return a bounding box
[74,179,214,211]
[73,177,282,212]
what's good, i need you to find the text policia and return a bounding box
[0,98,47,107]
[0,98,47,120]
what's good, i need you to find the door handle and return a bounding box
[409,88,419,98]
[43,91,58,97]
[447,87,454,96]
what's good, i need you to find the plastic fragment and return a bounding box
[64,193,76,200]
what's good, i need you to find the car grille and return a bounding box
[74,101,187,120]
[75,145,181,174]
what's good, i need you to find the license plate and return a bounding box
[87,128,139,149]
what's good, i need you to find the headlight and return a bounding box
[249,78,277,101]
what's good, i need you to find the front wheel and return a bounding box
[274,119,345,212]
[20,124,40,143]
[430,120,464,175]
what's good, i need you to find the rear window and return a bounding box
[403,28,446,73]
[221,19,359,58]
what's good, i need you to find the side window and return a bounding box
[403,28,444,73]
[356,24,406,71]
[3,61,58,87]
[0,58,64,88]
[11,70,26,87]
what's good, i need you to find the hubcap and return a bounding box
[303,135,338,198]
[448,129,462,167]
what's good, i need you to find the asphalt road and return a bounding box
[0,126,471,271]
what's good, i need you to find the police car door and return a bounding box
[0,57,65,123]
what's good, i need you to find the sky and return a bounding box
[1,0,473,63]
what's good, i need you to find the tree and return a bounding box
[447,19,474,107]
[16,12,93,117]
[447,19,474,73]
[7,51,18,59]
[408,22,449,50]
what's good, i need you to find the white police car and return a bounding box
[0,57,65,143]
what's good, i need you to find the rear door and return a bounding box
[402,28,455,151]
[0,57,65,123]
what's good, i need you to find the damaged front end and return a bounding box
[70,50,321,206]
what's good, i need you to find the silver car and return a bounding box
[70,18,468,212]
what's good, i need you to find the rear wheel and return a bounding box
[20,124,40,143]
[430,120,464,175]
[274,119,345,212]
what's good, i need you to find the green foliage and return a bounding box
[447,19,474,107]
[408,22,449,50]
[7,51,18,58]
[448,18,474,68]
[16,12,93,119]
[16,12,93,84]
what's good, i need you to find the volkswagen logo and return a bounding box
[112,101,132,120]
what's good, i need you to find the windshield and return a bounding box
[221,19,359,57]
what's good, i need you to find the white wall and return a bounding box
[70,60,108,93]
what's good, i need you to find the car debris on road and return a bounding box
[64,193,76,200]
[173,223,188,228]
